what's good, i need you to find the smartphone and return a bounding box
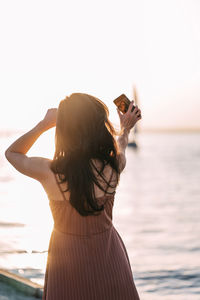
[113,94,136,114]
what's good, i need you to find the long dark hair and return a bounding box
[50,93,121,216]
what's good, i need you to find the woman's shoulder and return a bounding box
[116,152,126,173]
[41,158,53,174]
[37,158,54,183]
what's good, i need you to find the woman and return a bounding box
[5,93,142,300]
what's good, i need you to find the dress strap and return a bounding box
[54,173,67,201]
[104,168,115,195]
[54,169,115,201]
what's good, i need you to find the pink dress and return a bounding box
[43,171,140,300]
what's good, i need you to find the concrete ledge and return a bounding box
[0,269,43,298]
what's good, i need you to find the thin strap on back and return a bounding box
[54,169,115,201]
[54,173,67,201]
[104,168,114,195]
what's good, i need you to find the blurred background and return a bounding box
[0,0,200,299]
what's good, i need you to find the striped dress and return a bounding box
[42,171,140,300]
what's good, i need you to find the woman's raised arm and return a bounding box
[4,108,57,181]
[116,100,142,172]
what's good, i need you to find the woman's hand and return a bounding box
[41,108,57,130]
[116,100,142,131]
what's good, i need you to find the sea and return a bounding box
[0,131,200,300]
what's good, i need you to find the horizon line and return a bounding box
[1,127,200,137]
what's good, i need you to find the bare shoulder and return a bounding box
[116,151,127,173]
[38,158,57,189]
[41,158,53,175]
[34,157,54,183]
[43,157,53,167]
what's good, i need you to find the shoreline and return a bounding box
[0,269,43,299]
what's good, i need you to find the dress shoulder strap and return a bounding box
[104,167,115,195]
[54,173,67,201]
[53,168,115,201]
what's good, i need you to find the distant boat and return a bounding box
[128,85,140,148]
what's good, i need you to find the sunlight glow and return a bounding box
[0,0,199,132]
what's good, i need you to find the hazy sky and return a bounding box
[1,0,200,131]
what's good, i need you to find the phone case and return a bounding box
[113,94,135,114]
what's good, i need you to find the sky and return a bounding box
[0,0,200,132]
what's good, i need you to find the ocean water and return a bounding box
[1,131,200,299]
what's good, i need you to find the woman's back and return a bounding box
[42,159,140,300]
[43,158,118,203]
[41,159,117,236]
[5,93,141,299]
